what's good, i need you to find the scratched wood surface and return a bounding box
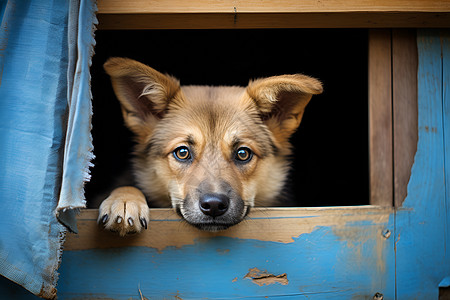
[59,206,395,299]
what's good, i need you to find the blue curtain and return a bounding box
[0,0,96,298]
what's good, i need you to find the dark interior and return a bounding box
[85,29,369,208]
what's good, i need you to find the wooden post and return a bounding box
[392,29,418,207]
[369,29,393,206]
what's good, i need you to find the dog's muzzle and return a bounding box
[175,190,248,232]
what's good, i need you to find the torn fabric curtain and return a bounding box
[0,0,96,298]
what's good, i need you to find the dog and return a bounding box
[97,57,322,235]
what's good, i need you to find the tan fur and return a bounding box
[98,57,322,234]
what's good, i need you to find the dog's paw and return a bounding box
[98,186,150,236]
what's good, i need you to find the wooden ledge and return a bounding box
[64,206,393,252]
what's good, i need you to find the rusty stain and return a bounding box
[244,267,288,286]
[232,277,238,282]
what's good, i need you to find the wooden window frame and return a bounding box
[369,29,418,207]
[68,2,423,239]
[93,0,428,207]
[59,4,446,299]
[55,24,450,299]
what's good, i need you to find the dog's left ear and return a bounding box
[103,57,180,141]
[246,74,323,144]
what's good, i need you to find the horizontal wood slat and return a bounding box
[97,0,450,14]
[65,207,393,251]
[96,0,450,29]
[97,13,450,30]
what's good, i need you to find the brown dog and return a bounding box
[98,57,322,235]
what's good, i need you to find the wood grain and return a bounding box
[97,0,450,14]
[395,29,450,299]
[392,29,418,207]
[369,29,393,207]
[64,207,392,251]
[96,0,450,29]
[97,12,450,30]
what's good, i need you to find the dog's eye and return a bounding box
[173,146,191,161]
[235,147,253,163]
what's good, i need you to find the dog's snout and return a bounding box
[199,194,230,217]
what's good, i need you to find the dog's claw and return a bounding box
[98,187,150,236]
[101,214,108,224]
[140,217,148,229]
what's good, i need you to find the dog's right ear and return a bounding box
[246,74,323,147]
[103,57,180,139]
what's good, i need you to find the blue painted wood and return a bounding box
[395,30,450,299]
[57,29,450,299]
[443,32,450,276]
[58,214,395,299]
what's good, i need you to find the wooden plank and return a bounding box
[369,29,393,206]
[443,32,450,274]
[96,0,450,29]
[395,29,449,299]
[97,12,450,30]
[392,29,418,207]
[65,207,392,251]
[97,0,450,14]
[60,207,395,299]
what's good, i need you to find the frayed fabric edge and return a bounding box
[55,0,98,233]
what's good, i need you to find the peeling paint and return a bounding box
[65,207,393,252]
[244,267,288,286]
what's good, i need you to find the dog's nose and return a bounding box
[199,194,230,217]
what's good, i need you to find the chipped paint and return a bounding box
[59,213,395,299]
[244,267,288,286]
[60,206,394,298]
[65,206,393,252]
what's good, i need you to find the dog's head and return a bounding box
[104,57,322,231]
